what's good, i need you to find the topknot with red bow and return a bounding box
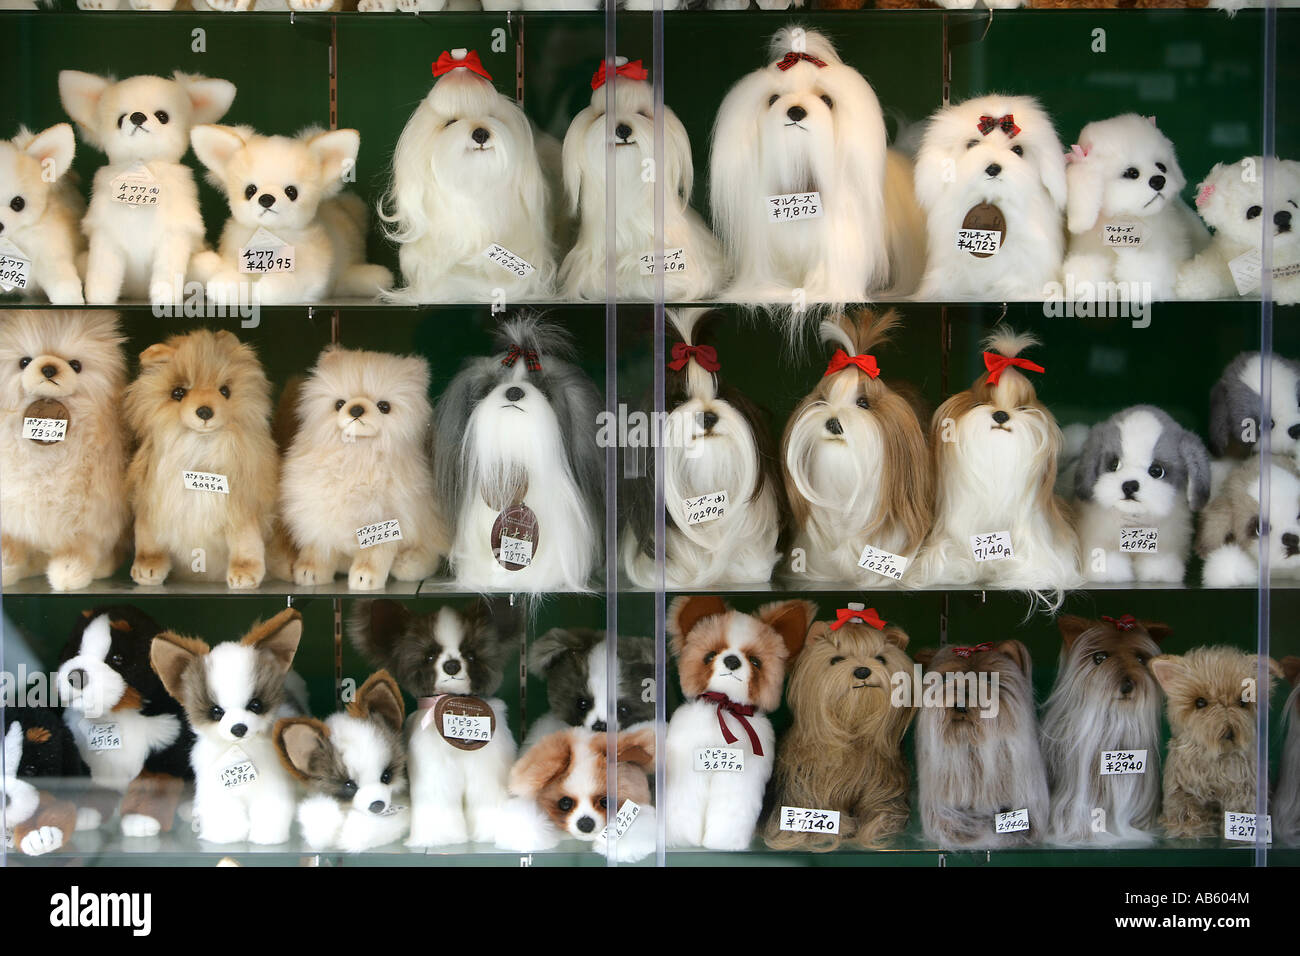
[592,56,648,91]
[432,48,493,82]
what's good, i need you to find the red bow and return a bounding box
[983,352,1045,385]
[829,607,887,631]
[776,51,827,71]
[667,343,720,372]
[699,691,763,757]
[433,50,493,82]
[501,345,540,372]
[824,348,881,380]
[591,58,648,91]
[951,642,993,659]
[1102,614,1138,632]
[978,114,1021,138]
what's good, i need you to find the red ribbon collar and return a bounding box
[830,607,887,631]
[699,691,763,757]
[667,343,720,372]
[824,348,880,380]
[1102,614,1138,632]
[983,351,1045,385]
[591,58,648,90]
[951,642,993,659]
[433,50,493,81]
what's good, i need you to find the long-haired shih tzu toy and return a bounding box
[781,308,932,585]
[434,313,602,593]
[622,309,784,588]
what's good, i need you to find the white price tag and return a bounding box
[111,162,161,207]
[598,800,642,842]
[355,519,402,550]
[638,247,687,275]
[218,746,258,790]
[779,806,841,834]
[0,238,31,292]
[1228,249,1262,295]
[1103,220,1145,247]
[3,826,12,849]
[970,531,1014,562]
[1100,749,1148,775]
[694,747,744,772]
[238,227,296,274]
[683,491,728,526]
[995,808,1030,833]
[483,243,535,278]
[1224,811,1271,843]
[956,229,1001,256]
[182,471,229,494]
[499,534,533,567]
[1119,527,1158,553]
[23,417,67,442]
[442,713,492,742]
[857,544,908,581]
[86,721,122,752]
[766,191,823,222]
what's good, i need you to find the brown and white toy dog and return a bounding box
[764,606,916,851]
[781,309,931,585]
[1152,646,1280,839]
[1040,614,1168,844]
[1276,657,1300,845]
[665,595,816,850]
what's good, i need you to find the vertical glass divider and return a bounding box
[651,0,668,870]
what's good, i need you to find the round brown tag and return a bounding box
[434,695,495,752]
[961,203,1006,259]
[23,398,70,445]
[491,502,539,571]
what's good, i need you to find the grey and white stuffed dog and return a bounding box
[433,313,602,593]
[1072,405,1211,583]
[1208,351,1300,463]
[1197,456,1300,586]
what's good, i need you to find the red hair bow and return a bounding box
[830,607,886,631]
[824,348,880,380]
[501,345,540,372]
[667,343,720,372]
[983,351,1045,385]
[591,58,648,91]
[776,51,827,71]
[951,642,993,659]
[433,50,492,81]
[978,114,1021,138]
[1102,614,1138,632]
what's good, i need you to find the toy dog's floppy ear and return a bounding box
[138,342,176,367]
[615,727,655,770]
[1206,375,1238,458]
[508,730,574,798]
[560,111,587,217]
[882,625,910,651]
[150,632,211,702]
[913,647,937,669]
[1066,153,1105,233]
[667,595,727,656]
[274,717,330,782]
[348,599,411,666]
[528,628,595,677]
[348,670,405,734]
[1072,421,1109,502]
[307,128,360,194]
[190,124,246,180]
[1282,656,1300,687]
[996,639,1033,681]
[1179,427,1212,510]
[176,73,237,127]
[1056,614,1093,651]
[241,609,303,674]
[58,70,109,133]
[24,124,76,181]
[757,599,819,659]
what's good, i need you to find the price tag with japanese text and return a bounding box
[1100,749,1148,775]
[356,519,402,550]
[767,191,823,222]
[683,491,727,526]
[779,807,841,834]
[694,747,744,773]
[971,531,1014,562]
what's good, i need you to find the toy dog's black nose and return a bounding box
[576,816,596,834]
[195,405,214,421]
[825,417,843,436]
[1282,532,1299,549]
[1122,480,1140,498]
[443,659,461,676]
[953,705,968,714]
[700,411,719,431]
[615,123,632,141]
[1289,424,1300,440]
[65,667,87,689]
[591,720,606,733]
[471,127,490,145]
[130,111,147,127]
[723,654,741,671]
[369,800,386,814]
[41,364,57,379]
[853,666,872,680]
[1120,677,1135,696]
[349,404,365,418]
[1148,174,1166,192]
[991,409,1010,424]
[230,723,247,738]
[985,163,1002,178]
[504,386,525,402]
[1277,209,1293,232]
[786,105,807,123]
[258,193,275,209]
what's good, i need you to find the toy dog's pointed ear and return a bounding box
[307,128,360,192]
[178,74,237,127]
[24,124,76,180]
[1140,621,1173,645]
[241,609,303,674]
[615,727,655,770]
[58,70,109,132]
[1066,156,1105,233]
[348,600,411,666]
[757,599,818,659]
[150,632,210,702]
[190,124,246,179]
[528,628,588,677]
[1056,614,1092,651]
[508,731,574,798]
[1281,656,1300,687]
[996,640,1033,680]
[349,670,405,733]
[1149,654,1185,693]
[667,596,727,655]
[138,342,176,367]
[913,647,936,669]
[1180,428,1212,510]
[274,717,330,782]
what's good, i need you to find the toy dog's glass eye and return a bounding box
[829,656,844,665]
[876,655,887,664]
[463,650,474,662]
[1136,655,1147,666]
[19,357,31,369]
[576,696,592,712]
[284,185,299,201]
[617,703,629,719]
[334,399,346,411]
[1123,167,1140,179]
[377,401,391,414]
[244,184,257,201]
[117,113,127,129]
[154,110,169,125]
[1239,698,1250,708]
[748,656,762,670]
[171,386,187,401]
[557,796,575,812]
[1194,697,1208,709]
[69,360,82,373]
[599,796,608,810]
[444,118,458,128]
[209,705,224,721]
[108,652,123,666]
[1011,145,1024,157]
[703,651,717,665]
[1148,463,1165,480]
[1092,652,1108,665]
[219,385,230,399]
[1248,516,1261,538]
[965,139,979,150]
[9,196,24,212]
[246,697,264,715]
[768,95,779,107]
[820,94,833,109]
[381,768,393,784]
[1156,162,1167,173]
[342,780,357,796]
[856,396,870,410]
[1246,205,1262,220]
[1107,456,1120,472]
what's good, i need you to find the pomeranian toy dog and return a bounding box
[0,124,86,304]
[1177,156,1300,305]
[781,309,931,585]
[189,125,392,305]
[58,70,236,305]
[917,328,1080,599]
[1041,614,1168,844]
[560,56,723,302]
[124,329,278,589]
[764,605,916,851]
[1,310,130,590]
[150,608,304,845]
[623,309,784,588]
[1072,405,1211,584]
[56,606,194,838]
[1062,114,1209,301]
[350,599,521,847]
[281,345,446,590]
[914,639,1050,848]
[1197,457,1300,586]
[1276,657,1300,845]
[380,49,555,303]
[709,27,925,313]
[665,595,816,850]
[274,671,410,852]
[496,727,657,862]
[914,94,1067,300]
[524,628,656,747]
[434,314,601,593]
[1208,351,1300,461]
[1151,646,1280,838]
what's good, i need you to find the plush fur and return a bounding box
[708,27,925,314]
[379,50,555,302]
[281,345,447,590]
[1276,657,1300,845]
[150,608,304,845]
[350,598,521,847]
[57,606,194,838]
[1041,615,1168,844]
[124,329,278,588]
[1177,157,1300,305]
[189,124,391,305]
[274,670,410,852]
[58,70,236,305]
[0,310,130,590]
[1208,351,1300,462]
[1197,457,1300,586]
[434,314,602,592]
[0,124,85,304]
[763,612,915,851]
[1151,646,1280,838]
[781,308,932,584]
[1062,114,1209,300]
[914,640,1050,848]
[665,596,816,850]
[1072,405,1211,584]
[914,94,1067,299]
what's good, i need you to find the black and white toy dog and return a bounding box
[1208,351,1300,463]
